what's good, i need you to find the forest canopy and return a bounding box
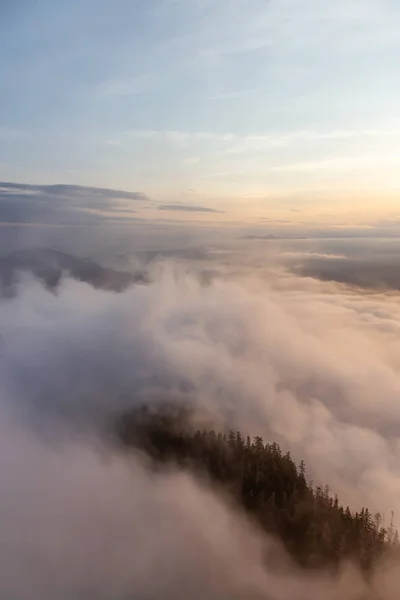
[115,403,399,574]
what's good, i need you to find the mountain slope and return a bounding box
[0,248,147,294]
[115,403,398,573]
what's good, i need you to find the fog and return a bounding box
[2,238,400,598]
[0,406,377,600]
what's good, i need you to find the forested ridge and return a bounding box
[115,404,399,573]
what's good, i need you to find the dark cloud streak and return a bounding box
[0,182,150,226]
[0,182,149,202]
[158,204,221,213]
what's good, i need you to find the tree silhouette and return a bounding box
[115,403,398,572]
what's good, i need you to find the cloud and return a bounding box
[3,256,400,518]
[268,154,400,173]
[282,251,348,260]
[0,182,150,226]
[127,127,400,151]
[0,406,275,600]
[0,182,148,203]
[0,403,380,600]
[241,234,284,240]
[127,129,236,143]
[5,243,400,598]
[158,204,220,213]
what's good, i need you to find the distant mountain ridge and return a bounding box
[0,248,147,294]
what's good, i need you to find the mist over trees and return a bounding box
[116,404,399,574]
[3,249,400,598]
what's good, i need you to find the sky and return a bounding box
[1,0,400,223]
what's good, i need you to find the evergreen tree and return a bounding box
[115,403,398,573]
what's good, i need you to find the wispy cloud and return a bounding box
[268,154,400,173]
[3,0,400,199]
[0,183,149,202]
[126,127,400,150]
[282,251,348,260]
[158,204,220,213]
[0,183,150,226]
[127,130,235,143]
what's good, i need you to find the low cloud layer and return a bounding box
[0,406,382,600]
[2,260,400,512]
[3,251,400,598]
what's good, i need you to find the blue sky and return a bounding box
[1,0,400,221]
